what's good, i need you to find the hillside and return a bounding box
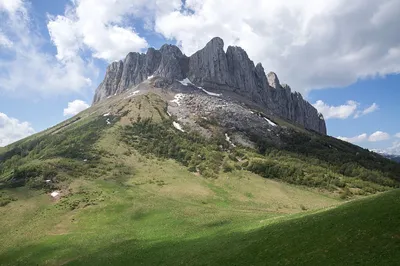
[0,89,399,264]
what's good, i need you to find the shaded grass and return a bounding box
[0,187,398,266]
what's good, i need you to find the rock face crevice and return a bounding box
[93,37,326,134]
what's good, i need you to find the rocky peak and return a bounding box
[92,37,327,135]
[154,44,187,80]
[267,72,280,89]
[188,37,230,86]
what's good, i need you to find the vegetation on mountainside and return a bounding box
[121,118,399,196]
[0,116,119,190]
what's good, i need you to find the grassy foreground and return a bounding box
[0,175,398,265]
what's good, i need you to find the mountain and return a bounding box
[93,37,326,135]
[1,37,400,265]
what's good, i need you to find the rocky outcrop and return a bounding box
[93,37,327,135]
[93,61,124,103]
[188,37,231,86]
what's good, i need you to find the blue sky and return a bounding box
[0,0,400,154]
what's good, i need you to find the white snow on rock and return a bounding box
[106,118,111,125]
[178,78,193,86]
[167,111,172,117]
[225,133,236,147]
[147,75,154,80]
[178,78,222,97]
[173,121,185,132]
[51,191,60,198]
[124,90,140,99]
[264,117,277,127]
[45,180,51,183]
[171,93,184,106]
[200,88,222,97]
[103,113,110,117]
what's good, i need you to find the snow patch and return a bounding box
[167,111,172,117]
[201,88,222,97]
[225,133,236,147]
[173,121,185,132]
[124,90,140,99]
[106,118,111,125]
[171,93,184,106]
[51,191,60,198]
[178,78,222,97]
[178,78,193,86]
[45,180,51,183]
[264,117,277,127]
[103,113,110,117]
[147,75,154,80]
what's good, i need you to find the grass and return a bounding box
[0,174,398,265]
[0,151,341,265]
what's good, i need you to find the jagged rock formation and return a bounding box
[93,37,326,134]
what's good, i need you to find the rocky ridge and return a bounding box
[93,37,326,134]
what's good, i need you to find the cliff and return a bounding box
[93,37,326,134]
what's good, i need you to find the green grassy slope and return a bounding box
[0,181,398,265]
[70,189,400,266]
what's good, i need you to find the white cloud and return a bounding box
[0,0,24,13]
[153,0,400,93]
[47,0,149,62]
[375,141,400,155]
[337,131,392,144]
[313,100,358,119]
[0,112,35,147]
[395,133,400,138]
[368,131,391,142]
[63,100,90,116]
[354,103,379,118]
[337,133,368,143]
[0,0,96,97]
[0,32,13,47]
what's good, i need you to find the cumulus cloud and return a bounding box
[337,133,368,143]
[395,133,400,138]
[0,0,95,97]
[313,100,380,120]
[63,100,90,116]
[0,0,24,13]
[382,141,400,155]
[153,0,400,93]
[337,131,391,144]
[354,103,379,118]
[368,131,391,142]
[0,112,35,147]
[313,100,359,119]
[47,0,149,62]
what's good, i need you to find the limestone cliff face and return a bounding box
[93,37,326,134]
